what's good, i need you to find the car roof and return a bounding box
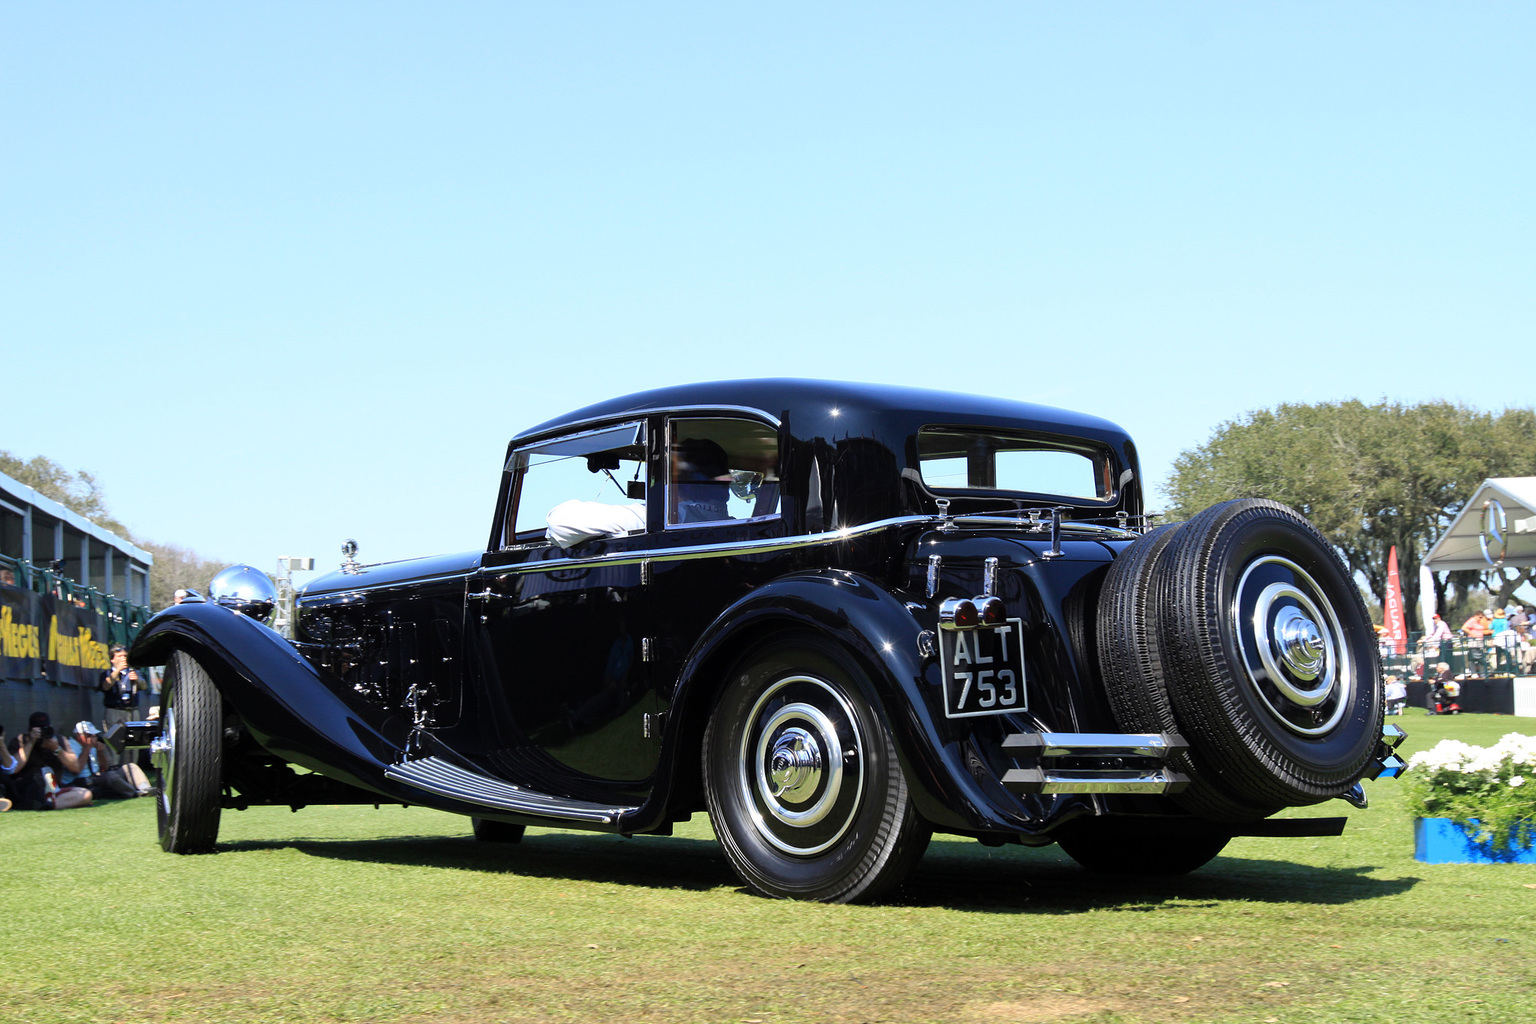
[513,378,1133,448]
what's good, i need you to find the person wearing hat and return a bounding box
[3,712,93,810]
[61,721,148,799]
[58,722,104,789]
[1489,607,1517,670]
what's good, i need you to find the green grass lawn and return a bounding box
[4,714,1534,1024]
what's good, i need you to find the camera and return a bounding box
[38,725,54,740]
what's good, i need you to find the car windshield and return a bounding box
[508,422,648,539]
[916,428,1112,503]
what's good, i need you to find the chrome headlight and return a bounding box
[208,565,278,623]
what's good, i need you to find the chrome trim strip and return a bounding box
[1002,767,1190,795]
[325,515,1130,595]
[384,757,635,824]
[301,568,480,601]
[487,515,1130,579]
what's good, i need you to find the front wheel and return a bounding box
[702,634,930,903]
[154,650,224,854]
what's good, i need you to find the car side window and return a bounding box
[666,418,780,527]
[507,421,648,545]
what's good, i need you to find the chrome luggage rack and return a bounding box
[1000,731,1190,795]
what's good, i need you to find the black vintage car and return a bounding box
[128,379,1404,902]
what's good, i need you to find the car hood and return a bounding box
[300,550,484,600]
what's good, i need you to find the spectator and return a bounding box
[1461,611,1491,639]
[4,712,93,810]
[1489,608,1518,669]
[99,645,144,765]
[1384,675,1408,716]
[0,722,18,811]
[61,722,148,799]
[1421,614,1454,657]
[1512,608,1536,674]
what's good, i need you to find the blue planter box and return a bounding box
[1414,817,1536,864]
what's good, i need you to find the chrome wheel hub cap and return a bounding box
[1235,556,1354,736]
[1276,606,1327,681]
[151,703,176,815]
[767,726,823,802]
[738,675,865,856]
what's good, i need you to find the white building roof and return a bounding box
[1423,477,1536,571]
[0,468,152,564]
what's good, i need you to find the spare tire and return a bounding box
[1153,499,1383,809]
[1097,523,1281,822]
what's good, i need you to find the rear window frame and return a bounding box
[915,425,1119,507]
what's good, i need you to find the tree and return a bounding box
[135,539,232,611]
[3,449,228,609]
[1163,401,1536,629]
[0,449,128,536]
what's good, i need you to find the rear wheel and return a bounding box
[702,633,930,903]
[155,650,224,854]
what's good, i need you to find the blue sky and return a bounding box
[3,4,1532,589]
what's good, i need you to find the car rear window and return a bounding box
[917,428,1113,502]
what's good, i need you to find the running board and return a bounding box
[1000,731,1190,795]
[384,757,637,825]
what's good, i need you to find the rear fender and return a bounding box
[659,570,1055,835]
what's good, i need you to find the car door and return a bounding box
[645,414,788,683]
[465,420,662,804]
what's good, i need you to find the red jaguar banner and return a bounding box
[1383,546,1408,657]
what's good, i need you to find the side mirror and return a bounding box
[627,481,645,500]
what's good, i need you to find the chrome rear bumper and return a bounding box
[1000,731,1190,795]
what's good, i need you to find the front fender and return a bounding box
[662,569,1065,836]
[130,602,411,798]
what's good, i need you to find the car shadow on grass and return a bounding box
[219,830,745,893]
[218,829,1420,910]
[908,841,1420,914]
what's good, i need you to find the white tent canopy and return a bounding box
[1423,477,1536,572]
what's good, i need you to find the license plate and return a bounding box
[940,618,1027,719]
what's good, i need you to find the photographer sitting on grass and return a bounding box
[4,712,93,810]
[61,721,150,800]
